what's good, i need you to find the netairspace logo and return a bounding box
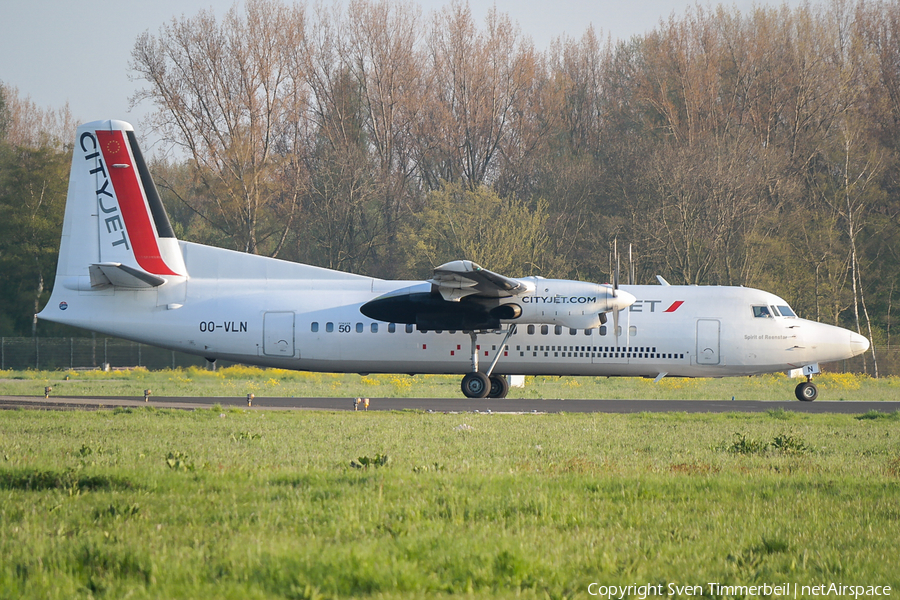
[586,582,892,599]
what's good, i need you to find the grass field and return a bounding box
[1,401,899,599]
[3,367,900,401]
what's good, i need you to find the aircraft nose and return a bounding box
[610,289,636,313]
[850,332,870,356]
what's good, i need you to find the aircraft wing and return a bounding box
[428,260,529,301]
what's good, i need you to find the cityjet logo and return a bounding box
[80,131,130,250]
[521,296,597,305]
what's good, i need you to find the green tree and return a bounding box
[399,181,556,278]
[0,84,72,336]
[0,143,70,336]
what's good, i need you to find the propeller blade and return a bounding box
[613,301,620,348]
[625,294,632,353]
[610,288,635,349]
[614,240,620,296]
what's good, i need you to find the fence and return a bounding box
[1,337,897,376]
[0,337,214,371]
[824,347,900,378]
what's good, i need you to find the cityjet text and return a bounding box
[80,132,129,250]
[522,296,596,304]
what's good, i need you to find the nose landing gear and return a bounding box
[795,377,818,401]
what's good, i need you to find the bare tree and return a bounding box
[417,3,537,189]
[131,0,309,256]
[815,112,886,372]
[344,0,424,223]
[0,83,75,150]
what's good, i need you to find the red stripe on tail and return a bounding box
[97,130,178,276]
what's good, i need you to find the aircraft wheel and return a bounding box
[488,375,509,399]
[795,381,818,402]
[461,372,490,398]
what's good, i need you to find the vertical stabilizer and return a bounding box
[53,120,186,289]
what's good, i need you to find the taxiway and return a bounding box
[2,395,898,414]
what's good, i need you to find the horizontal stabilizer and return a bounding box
[90,263,167,288]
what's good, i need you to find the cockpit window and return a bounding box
[752,305,772,318]
[777,305,797,317]
[753,304,797,318]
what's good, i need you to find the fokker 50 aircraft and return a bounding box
[38,121,870,400]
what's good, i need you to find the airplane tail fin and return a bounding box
[53,120,187,289]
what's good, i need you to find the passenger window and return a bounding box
[311,322,319,333]
[388,323,396,333]
[554,325,563,335]
[371,323,378,333]
[527,325,535,335]
[752,306,772,318]
[326,322,334,332]
[356,323,363,333]
[406,324,414,333]
[584,329,592,335]
[629,325,637,336]
[541,325,549,335]
[569,328,577,335]
[599,326,607,336]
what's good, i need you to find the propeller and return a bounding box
[613,241,621,344]
[608,239,636,351]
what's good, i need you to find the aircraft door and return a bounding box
[696,319,720,365]
[263,311,296,357]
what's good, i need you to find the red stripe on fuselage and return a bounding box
[664,300,684,312]
[97,130,178,276]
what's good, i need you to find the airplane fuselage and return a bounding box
[46,243,863,380]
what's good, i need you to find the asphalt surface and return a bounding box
[2,395,898,414]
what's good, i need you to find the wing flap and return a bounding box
[428,260,529,301]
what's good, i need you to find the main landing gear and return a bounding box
[460,327,515,399]
[795,376,818,401]
[460,372,509,399]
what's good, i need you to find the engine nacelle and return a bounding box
[508,277,634,329]
[490,303,522,320]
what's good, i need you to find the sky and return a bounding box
[1,0,804,149]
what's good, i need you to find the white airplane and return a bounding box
[38,120,870,401]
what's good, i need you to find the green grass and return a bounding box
[3,366,900,401]
[0,408,898,599]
